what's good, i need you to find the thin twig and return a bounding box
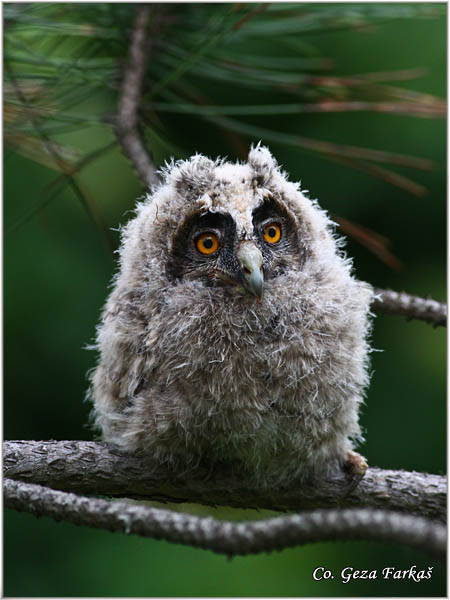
[334,215,403,270]
[209,116,435,170]
[4,478,446,560]
[372,288,446,327]
[151,100,445,119]
[6,140,118,235]
[116,4,160,189]
[3,441,446,521]
[5,61,115,253]
[331,156,427,197]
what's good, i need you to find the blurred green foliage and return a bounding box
[4,3,446,597]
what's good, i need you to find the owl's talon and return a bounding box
[344,450,368,477]
[342,450,367,494]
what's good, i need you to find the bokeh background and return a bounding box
[4,3,446,597]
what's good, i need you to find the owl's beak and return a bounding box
[236,241,264,301]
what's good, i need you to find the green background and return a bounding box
[4,3,446,597]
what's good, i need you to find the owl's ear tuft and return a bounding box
[248,144,277,186]
[169,154,216,197]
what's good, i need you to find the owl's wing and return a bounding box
[90,288,161,442]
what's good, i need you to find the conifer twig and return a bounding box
[372,288,446,327]
[116,4,160,189]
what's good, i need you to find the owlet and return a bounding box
[90,146,373,487]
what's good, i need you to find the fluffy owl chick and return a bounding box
[90,146,373,487]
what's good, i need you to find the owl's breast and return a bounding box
[153,283,330,417]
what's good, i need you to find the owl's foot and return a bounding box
[344,450,368,477]
[342,450,367,494]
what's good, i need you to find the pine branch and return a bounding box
[4,441,446,521]
[5,61,115,253]
[116,4,160,189]
[4,478,445,560]
[372,288,446,327]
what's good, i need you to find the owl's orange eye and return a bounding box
[195,232,219,255]
[264,222,281,244]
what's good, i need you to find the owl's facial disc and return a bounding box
[236,241,264,301]
[168,197,302,300]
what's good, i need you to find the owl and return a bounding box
[90,145,373,487]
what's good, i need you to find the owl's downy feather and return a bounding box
[90,145,373,486]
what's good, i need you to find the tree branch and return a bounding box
[4,478,446,560]
[372,288,446,327]
[4,441,446,521]
[116,4,160,189]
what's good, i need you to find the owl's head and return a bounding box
[117,145,348,304]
